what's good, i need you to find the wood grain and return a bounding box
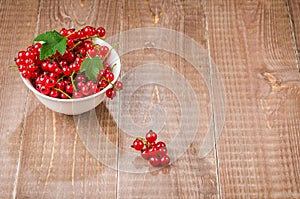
[205,0,300,197]
[115,0,218,198]
[0,1,40,198]
[12,0,120,198]
[0,0,299,198]
[287,0,300,67]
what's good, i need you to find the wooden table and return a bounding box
[1,0,300,198]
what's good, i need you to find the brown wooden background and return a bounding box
[1,0,300,198]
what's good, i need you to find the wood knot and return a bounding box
[262,72,284,92]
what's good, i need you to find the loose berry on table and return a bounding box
[131,130,171,168]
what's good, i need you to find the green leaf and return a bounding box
[80,56,104,81]
[33,30,67,60]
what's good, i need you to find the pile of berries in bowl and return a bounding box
[14,26,122,115]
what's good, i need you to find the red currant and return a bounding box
[97,27,106,37]
[81,85,91,96]
[60,93,69,99]
[55,81,66,90]
[14,26,122,100]
[73,91,83,98]
[100,45,109,57]
[76,81,85,90]
[132,139,144,151]
[149,156,160,167]
[158,147,168,157]
[49,89,59,98]
[104,72,114,83]
[141,148,151,160]
[145,130,157,143]
[65,84,74,94]
[106,88,116,98]
[156,141,166,149]
[160,155,170,166]
[45,77,56,88]
[115,81,123,91]
[98,79,108,89]
[40,85,51,95]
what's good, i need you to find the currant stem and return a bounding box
[70,70,77,92]
[53,88,72,99]
[111,63,117,71]
[103,42,119,62]
[136,137,151,148]
[101,76,120,91]
[56,75,65,83]
[9,65,19,69]
[69,40,82,51]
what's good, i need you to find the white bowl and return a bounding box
[21,38,121,115]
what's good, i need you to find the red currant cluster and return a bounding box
[14,26,122,99]
[132,130,170,167]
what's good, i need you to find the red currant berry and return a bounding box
[132,139,144,151]
[156,141,166,149]
[104,72,114,83]
[60,93,69,99]
[76,81,85,90]
[145,130,157,143]
[83,40,94,50]
[141,148,151,160]
[75,73,87,82]
[24,59,33,66]
[69,62,80,72]
[81,85,91,96]
[106,88,116,99]
[148,145,159,157]
[41,61,49,71]
[18,51,27,59]
[90,83,99,94]
[49,89,59,98]
[158,147,168,157]
[21,70,32,79]
[97,27,106,37]
[115,81,123,91]
[97,70,105,80]
[65,84,74,94]
[45,77,56,88]
[18,65,26,72]
[87,48,100,57]
[55,81,66,90]
[75,56,84,65]
[149,156,160,167]
[99,79,108,89]
[40,85,51,95]
[60,28,69,36]
[62,66,72,76]
[160,155,170,166]
[63,50,75,62]
[15,58,25,66]
[25,51,35,60]
[73,91,83,99]
[100,45,109,57]
[27,64,38,72]
[33,42,42,51]
[35,74,47,84]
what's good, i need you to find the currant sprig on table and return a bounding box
[132,130,171,167]
[14,26,123,99]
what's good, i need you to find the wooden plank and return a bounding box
[0,1,40,198]
[287,0,300,69]
[115,0,219,198]
[205,0,300,197]
[14,0,122,198]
